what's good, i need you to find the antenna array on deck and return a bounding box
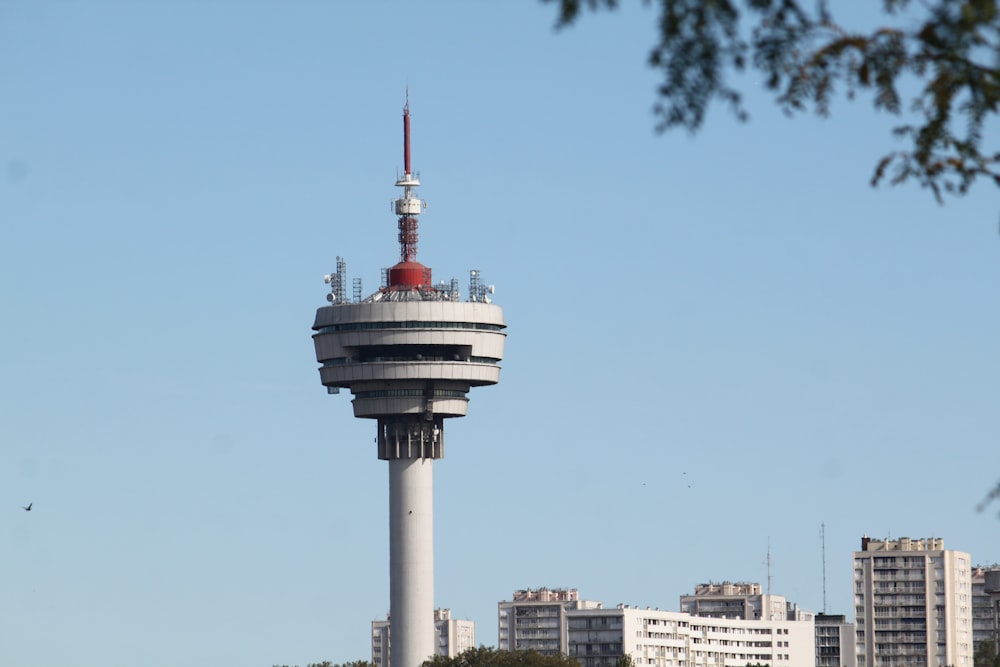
[468,269,494,303]
[324,256,348,304]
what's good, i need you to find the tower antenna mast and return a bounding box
[395,93,421,266]
[767,537,772,596]
[821,523,828,614]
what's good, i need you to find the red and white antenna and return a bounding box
[389,90,429,288]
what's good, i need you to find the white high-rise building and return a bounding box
[566,604,815,667]
[497,588,815,666]
[815,613,857,667]
[372,609,476,667]
[853,536,973,667]
[497,588,602,655]
[680,581,788,621]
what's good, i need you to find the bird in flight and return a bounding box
[22,503,32,512]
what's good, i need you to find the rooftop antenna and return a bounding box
[324,256,348,304]
[821,523,828,614]
[767,537,772,596]
[468,269,494,303]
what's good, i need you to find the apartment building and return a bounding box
[371,608,475,667]
[972,566,1000,656]
[497,588,603,655]
[815,613,856,667]
[853,536,972,667]
[680,582,788,621]
[566,604,815,667]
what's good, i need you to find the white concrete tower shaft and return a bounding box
[312,99,505,667]
[389,457,434,665]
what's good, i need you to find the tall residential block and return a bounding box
[853,536,972,667]
[680,581,788,621]
[972,566,1000,657]
[815,613,857,667]
[498,588,602,655]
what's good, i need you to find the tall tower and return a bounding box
[312,99,506,667]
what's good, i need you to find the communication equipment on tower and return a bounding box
[468,269,493,303]
[324,256,349,304]
[469,270,480,302]
[320,101,496,307]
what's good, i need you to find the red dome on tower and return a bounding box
[388,261,431,288]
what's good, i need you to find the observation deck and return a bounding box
[312,298,506,459]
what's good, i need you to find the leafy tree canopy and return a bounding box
[422,647,582,667]
[543,0,1000,201]
[273,661,373,667]
[974,639,1000,667]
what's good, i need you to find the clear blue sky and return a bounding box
[2,2,997,666]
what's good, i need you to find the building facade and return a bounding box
[497,588,815,666]
[498,588,603,655]
[372,608,475,667]
[680,581,789,621]
[565,605,815,667]
[815,613,857,667]
[972,566,1000,657]
[853,536,973,667]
